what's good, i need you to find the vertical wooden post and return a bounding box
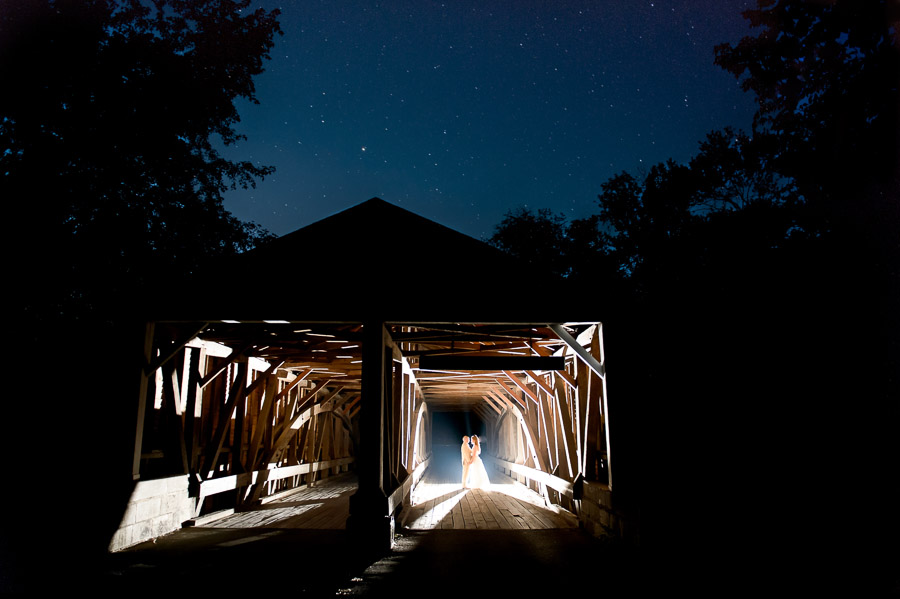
[132,322,155,480]
[584,330,602,480]
[391,358,403,480]
[184,345,206,474]
[598,324,613,489]
[165,360,189,474]
[348,321,392,553]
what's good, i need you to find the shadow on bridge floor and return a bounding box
[79,466,642,597]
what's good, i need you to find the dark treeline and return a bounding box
[488,1,898,594]
[1,1,283,591]
[2,0,281,341]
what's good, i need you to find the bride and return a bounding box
[467,435,491,490]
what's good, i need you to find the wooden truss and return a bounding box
[132,320,611,520]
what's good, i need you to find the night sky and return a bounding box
[220,0,759,241]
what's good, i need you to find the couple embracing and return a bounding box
[461,435,490,489]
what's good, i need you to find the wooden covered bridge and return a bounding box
[113,198,624,559]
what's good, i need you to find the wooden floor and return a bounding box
[200,467,577,531]
[205,473,357,530]
[404,472,578,530]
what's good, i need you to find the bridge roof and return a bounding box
[161,197,593,324]
[151,197,604,413]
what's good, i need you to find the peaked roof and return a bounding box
[157,198,595,324]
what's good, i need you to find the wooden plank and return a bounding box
[166,361,189,474]
[487,456,574,497]
[477,490,506,529]
[575,357,588,477]
[184,345,205,473]
[206,359,284,479]
[448,496,463,529]
[419,355,564,370]
[553,378,578,480]
[247,375,278,472]
[536,387,555,475]
[509,493,554,529]
[596,324,614,489]
[517,497,559,529]
[470,490,499,529]
[200,361,248,479]
[146,323,209,375]
[269,384,342,457]
[198,457,354,511]
[460,492,475,529]
[420,498,438,529]
[490,493,528,529]
[481,394,503,415]
[525,370,555,397]
[392,359,403,481]
[194,341,249,391]
[495,380,527,411]
[502,371,541,407]
[425,497,441,529]
[584,330,602,480]
[133,322,154,480]
[550,324,606,380]
[553,368,577,391]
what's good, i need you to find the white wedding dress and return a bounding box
[467,445,491,490]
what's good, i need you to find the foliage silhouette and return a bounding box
[487,2,898,593]
[1,4,283,590]
[1,0,282,331]
[487,206,572,279]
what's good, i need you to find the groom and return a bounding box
[461,435,474,488]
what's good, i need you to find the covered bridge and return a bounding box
[114,198,623,553]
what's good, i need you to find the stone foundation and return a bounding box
[108,475,194,552]
[578,480,636,544]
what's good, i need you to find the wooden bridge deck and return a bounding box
[200,465,576,531]
[405,471,578,530]
[203,472,357,530]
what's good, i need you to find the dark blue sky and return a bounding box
[221,0,759,240]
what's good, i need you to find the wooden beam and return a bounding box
[133,322,154,480]
[166,362,189,474]
[553,368,578,391]
[485,455,574,497]
[502,371,541,406]
[584,331,602,480]
[146,323,209,374]
[481,394,503,414]
[387,457,430,517]
[525,370,555,396]
[197,343,250,390]
[553,377,578,480]
[392,359,403,481]
[200,360,282,479]
[496,379,529,411]
[487,388,516,413]
[507,400,548,474]
[247,373,279,472]
[536,385,555,477]
[595,324,613,489]
[184,344,205,473]
[550,324,605,380]
[269,385,345,456]
[418,355,565,371]
[198,457,355,516]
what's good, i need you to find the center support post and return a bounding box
[347,320,394,552]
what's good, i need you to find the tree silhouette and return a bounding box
[487,3,899,591]
[490,128,796,285]
[714,0,899,237]
[487,206,572,279]
[1,0,281,327]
